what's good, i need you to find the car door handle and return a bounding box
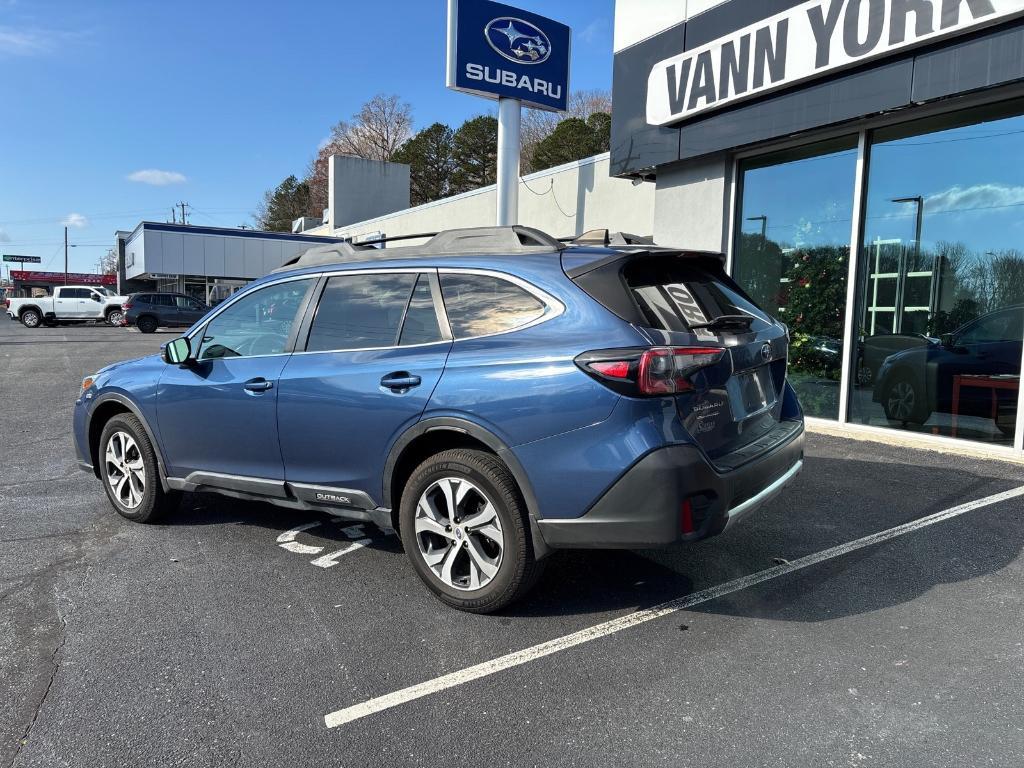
[380,373,422,391]
[243,378,274,393]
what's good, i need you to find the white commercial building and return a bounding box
[305,153,654,244]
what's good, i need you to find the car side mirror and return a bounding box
[162,337,193,365]
[92,294,103,302]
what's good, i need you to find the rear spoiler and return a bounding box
[562,243,726,280]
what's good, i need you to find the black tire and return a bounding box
[98,413,179,523]
[399,449,544,614]
[20,309,41,328]
[882,373,929,425]
[137,315,158,334]
[106,309,125,327]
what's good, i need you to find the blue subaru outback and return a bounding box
[75,227,804,613]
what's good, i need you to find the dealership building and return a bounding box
[310,0,1024,458]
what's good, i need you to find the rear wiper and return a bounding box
[689,315,755,331]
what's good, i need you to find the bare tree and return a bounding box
[327,94,413,162]
[305,94,415,216]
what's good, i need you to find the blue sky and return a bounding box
[0,0,614,274]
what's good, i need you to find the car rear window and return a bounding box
[440,274,546,338]
[624,258,770,333]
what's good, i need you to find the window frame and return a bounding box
[436,268,564,341]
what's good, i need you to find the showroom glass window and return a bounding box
[848,104,1024,447]
[734,137,859,418]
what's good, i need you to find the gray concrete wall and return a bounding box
[317,153,655,246]
[653,153,732,253]
[328,155,411,230]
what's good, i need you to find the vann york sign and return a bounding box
[647,0,1024,126]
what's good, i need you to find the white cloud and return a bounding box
[126,169,187,186]
[0,227,10,243]
[578,18,609,45]
[925,183,1024,214]
[0,25,82,56]
[0,26,52,55]
[62,212,88,228]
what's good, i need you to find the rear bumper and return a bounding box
[537,422,804,549]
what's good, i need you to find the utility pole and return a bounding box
[178,202,190,226]
[171,207,177,224]
[64,226,69,285]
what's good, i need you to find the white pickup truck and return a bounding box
[5,285,128,328]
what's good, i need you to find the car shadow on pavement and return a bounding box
[153,456,1022,623]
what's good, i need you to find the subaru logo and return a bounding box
[455,528,464,540]
[485,17,552,65]
[761,343,773,363]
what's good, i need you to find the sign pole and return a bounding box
[496,97,522,226]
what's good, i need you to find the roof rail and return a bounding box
[421,225,564,254]
[272,225,564,273]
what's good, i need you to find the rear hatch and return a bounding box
[567,248,794,464]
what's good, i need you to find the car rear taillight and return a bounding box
[576,346,725,396]
[122,301,133,310]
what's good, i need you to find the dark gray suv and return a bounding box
[122,293,209,333]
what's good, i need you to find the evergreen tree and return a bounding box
[393,123,456,206]
[530,114,610,172]
[255,175,311,232]
[451,115,498,194]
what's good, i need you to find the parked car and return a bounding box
[73,226,805,613]
[123,292,209,333]
[6,285,127,327]
[857,332,934,385]
[873,306,1023,431]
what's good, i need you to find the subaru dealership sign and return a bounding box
[447,0,571,112]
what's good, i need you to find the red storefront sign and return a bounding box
[11,270,117,286]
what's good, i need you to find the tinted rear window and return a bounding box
[624,258,770,333]
[440,274,546,338]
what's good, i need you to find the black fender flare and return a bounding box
[87,392,170,491]
[383,417,551,559]
[18,304,42,318]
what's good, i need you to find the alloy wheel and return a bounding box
[108,311,124,326]
[22,311,40,328]
[414,477,504,591]
[105,431,146,509]
[887,380,915,421]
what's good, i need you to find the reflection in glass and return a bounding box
[734,138,858,418]
[441,274,546,338]
[198,279,314,360]
[307,274,417,352]
[849,106,1024,446]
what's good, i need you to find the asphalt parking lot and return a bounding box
[2,319,1023,767]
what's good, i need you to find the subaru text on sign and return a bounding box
[447,0,571,112]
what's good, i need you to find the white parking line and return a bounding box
[324,484,1024,729]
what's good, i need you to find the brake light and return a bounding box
[589,360,631,379]
[122,300,133,310]
[576,346,725,396]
